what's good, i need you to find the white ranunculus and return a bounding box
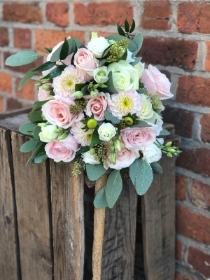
[39,125,59,143]
[98,123,117,141]
[82,151,100,164]
[143,143,162,163]
[87,36,110,58]
[93,66,109,84]
[108,60,139,92]
[134,62,145,78]
[139,94,154,120]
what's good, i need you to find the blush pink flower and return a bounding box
[71,121,94,146]
[121,127,156,150]
[141,65,173,100]
[74,48,98,81]
[38,84,52,101]
[45,134,79,162]
[85,92,108,121]
[42,96,83,129]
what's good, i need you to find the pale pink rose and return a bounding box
[85,93,108,121]
[42,96,83,129]
[38,83,52,101]
[45,134,79,162]
[141,65,173,100]
[121,127,156,150]
[74,48,97,81]
[106,144,139,170]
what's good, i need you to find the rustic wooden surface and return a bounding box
[50,161,85,280]
[0,128,19,280]
[92,174,107,280]
[11,132,53,280]
[101,178,138,280]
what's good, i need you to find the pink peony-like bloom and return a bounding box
[85,92,108,121]
[141,65,173,100]
[45,134,79,162]
[74,48,98,81]
[105,143,139,170]
[38,85,52,101]
[121,127,156,150]
[42,96,83,129]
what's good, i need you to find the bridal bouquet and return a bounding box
[6,19,180,208]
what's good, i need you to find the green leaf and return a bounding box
[33,61,56,72]
[124,19,130,33]
[129,19,135,33]
[45,47,52,53]
[42,66,62,80]
[75,83,85,91]
[129,159,153,195]
[19,122,36,135]
[26,142,45,165]
[105,170,122,208]
[20,138,40,153]
[5,51,40,66]
[72,38,83,49]
[31,100,47,112]
[106,72,118,94]
[132,33,143,56]
[18,68,36,90]
[104,110,120,124]
[86,163,106,181]
[159,129,170,136]
[130,57,141,66]
[94,187,108,208]
[33,153,48,164]
[132,121,151,127]
[90,129,101,147]
[60,38,69,60]
[151,162,163,175]
[28,111,43,123]
[117,24,126,36]
[33,126,41,140]
[50,43,64,62]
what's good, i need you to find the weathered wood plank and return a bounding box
[101,178,138,280]
[11,132,53,280]
[141,154,176,280]
[50,161,84,280]
[0,128,19,280]
[0,113,28,132]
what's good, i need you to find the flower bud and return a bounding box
[167,152,173,158]
[115,139,121,151]
[124,116,134,126]
[54,127,64,133]
[35,82,42,87]
[111,152,116,163]
[165,141,172,147]
[41,85,51,91]
[89,148,95,155]
[57,132,69,141]
[87,118,98,129]
[72,91,84,99]
[90,89,99,97]
[93,66,109,84]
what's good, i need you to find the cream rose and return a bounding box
[39,125,59,142]
[143,143,162,163]
[98,123,117,141]
[82,151,100,164]
[139,94,154,120]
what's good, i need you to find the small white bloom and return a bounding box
[93,66,109,84]
[139,94,154,120]
[87,36,110,58]
[134,62,145,78]
[98,123,117,141]
[39,125,59,142]
[143,143,162,163]
[82,151,100,164]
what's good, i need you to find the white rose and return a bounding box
[39,125,59,143]
[87,36,110,58]
[98,123,117,141]
[82,151,100,164]
[143,143,162,163]
[93,66,109,84]
[134,62,145,78]
[108,60,139,92]
[139,94,154,120]
[147,113,163,136]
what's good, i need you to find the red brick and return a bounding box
[4,52,44,74]
[0,96,4,112]
[141,0,171,30]
[139,38,197,70]
[176,238,183,260]
[205,42,210,72]
[46,2,69,27]
[176,205,210,244]
[177,148,210,176]
[0,28,9,46]
[190,180,210,210]
[35,29,85,54]
[74,2,133,27]
[175,273,195,280]
[6,98,22,111]
[163,107,194,138]
[178,2,210,34]
[0,72,12,93]
[200,114,210,143]
[16,78,35,100]
[177,76,210,107]
[175,175,187,202]
[3,3,42,23]
[14,29,31,49]
[188,247,210,278]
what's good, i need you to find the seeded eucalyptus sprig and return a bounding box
[117,18,135,38]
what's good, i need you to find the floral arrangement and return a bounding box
[6,19,180,208]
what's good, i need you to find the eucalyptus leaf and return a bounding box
[50,43,64,62]
[28,111,43,123]
[42,66,62,80]
[86,163,106,181]
[132,33,143,56]
[106,72,118,94]
[104,110,120,124]
[132,121,151,127]
[33,126,41,140]
[19,122,36,135]
[94,187,108,208]
[151,162,163,175]
[159,129,170,136]
[129,159,153,195]
[26,142,45,165]
[105,170,122,208]
[31,100,47,112]
[33,153,48,164]
[18,68,36,90]
[90,129,101,147]
[130,57,141,66]
[33,61,56,72]
[5,51,40,66]
[20,138,40,153]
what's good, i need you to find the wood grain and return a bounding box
[0,128,19,280]
[50,161,85,280]
[11,132,53,280]
[101,178,138,280]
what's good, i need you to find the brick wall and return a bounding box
[0,1,210,279]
